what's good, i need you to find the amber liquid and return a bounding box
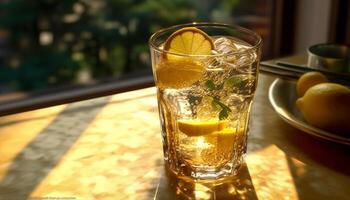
[156,36,259,179]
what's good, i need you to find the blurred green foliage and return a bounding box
[0,0,240,92]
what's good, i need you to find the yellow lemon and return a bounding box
[296,72,328,97]
[296,83,350,134]
[163,27,214,59]
[178,119,228,137]
[155,59,205,89]
[205,128,245,155]
[208,128,244,145]
[155,27,214,88]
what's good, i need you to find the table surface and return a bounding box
[1,66,350,199]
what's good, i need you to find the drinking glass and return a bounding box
[149,23,262,180]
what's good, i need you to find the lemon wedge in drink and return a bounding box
[163,27,214,58]
[155,27,214,89]
[178,119,228,137]
[205,128,244,144]
[205,128,245,154]
[156,59,204,89]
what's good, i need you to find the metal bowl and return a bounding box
[268,78,350,145]
[307,43,350,73]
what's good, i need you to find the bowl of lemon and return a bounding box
[269,72,350,145]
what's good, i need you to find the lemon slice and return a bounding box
[212,128,244,142]
[178,119,228,137]
[163,27,214,59]
[156,59,204,89]
[155,27,213,88]
[204,128,245,152]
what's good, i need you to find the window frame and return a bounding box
[0,75,154,116]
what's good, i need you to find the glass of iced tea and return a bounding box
[149,23,262,180]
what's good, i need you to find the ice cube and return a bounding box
[214,37,244,65]
[200,38,233,70]
[203,56,224,69]
[214,37,257,69]
[233,42,251,52]
[214,37,238,55]
[229,50,258,73]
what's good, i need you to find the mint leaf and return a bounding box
[211,97,220,110]
[212,97,232,112]
[205,80,216,91]
[211,99,221,110]
[219,109,229,120]
[212,97,231,120]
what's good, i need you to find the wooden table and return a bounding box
[0,73,349,200]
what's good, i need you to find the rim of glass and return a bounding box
[149,22,262,58]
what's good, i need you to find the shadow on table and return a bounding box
[0,97,110,200]
[154,163,258,200]
[276,125,350,199]
[284,127,350,176]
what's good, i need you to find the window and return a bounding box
[0,0,283,115]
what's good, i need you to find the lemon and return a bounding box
[296,72,328,97]
[163,27,214,59]
[155,27,214,88]
[205,128,245,154]
[296,83,350,134]
[209,128,244,144]
[178,119,228,137]
[155,59,205,88]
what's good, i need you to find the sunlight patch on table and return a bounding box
[246,144,299,200]
[29,88,162,199]
[0,105,66,182]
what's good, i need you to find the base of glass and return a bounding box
[165,157,244,181]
